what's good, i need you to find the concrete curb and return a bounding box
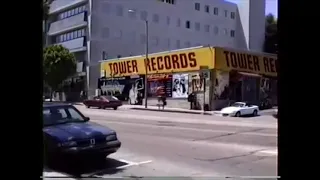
[130,107,213,115]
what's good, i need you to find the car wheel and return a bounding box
[113,107,118,110]
[235,111,241,117]
[253,110,258,116]
[86,105,90,108]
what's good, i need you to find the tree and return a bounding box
[43,0,53,46]
[264,13,278,54]
[43,45,77,101]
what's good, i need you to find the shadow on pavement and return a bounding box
[44,156,127,178]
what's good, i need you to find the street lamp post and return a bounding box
[129,9,149,108]
[144,20,149,108]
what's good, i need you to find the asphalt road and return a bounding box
[43,106,277,179]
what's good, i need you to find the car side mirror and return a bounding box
[84,117,90,121]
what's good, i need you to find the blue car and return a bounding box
[43,103,121,162]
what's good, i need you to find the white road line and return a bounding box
[118,159,153,166]
[42,172,69,177]
[118,159,138,165]
[136,160,153,165]
[258,150,278,155]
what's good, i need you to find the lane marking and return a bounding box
[115,159,153,169]
[85,159,153,177]
[136,160,153,165]
[258,150,278,155]
[42,172,70,177]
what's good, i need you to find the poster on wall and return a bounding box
[172,73,189,98]
[147,74,172,97]
[97,76,145,105]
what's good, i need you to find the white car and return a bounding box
[220,102,259,117]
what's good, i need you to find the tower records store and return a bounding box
[99,46,277,110]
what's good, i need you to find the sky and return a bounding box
[226,0,278,18]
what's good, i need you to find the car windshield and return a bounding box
[43,106,85,126]
[102,96,119,101]
[231,103,245,107]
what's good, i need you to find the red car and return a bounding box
[83,96,122,110]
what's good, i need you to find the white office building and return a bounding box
[47,0,266,98]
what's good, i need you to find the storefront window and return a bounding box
[172,73,189,98]
[147,74,172,97]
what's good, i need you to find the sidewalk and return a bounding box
[74,102,216,115]
[73,102,274,116]
[130,105,216,115]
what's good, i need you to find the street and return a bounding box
[44,106,277,179]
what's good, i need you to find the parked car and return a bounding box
[220,102,259,117]
[83,96,122,110]
[43,103,121,163]
[43,95,55,102]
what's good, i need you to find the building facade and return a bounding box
[46,0,266,98]
[99,46,277,110]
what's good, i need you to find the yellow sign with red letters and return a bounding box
[100,47,277,77]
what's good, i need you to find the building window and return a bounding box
[117,55,122,58]
[204,25,210,32]
[224,10,228,17]
[81,29,85,36]
[74,31,78,38]
[195,22,200,31]
[128,9,136,19]
[195,3,200,11]
[166,16,170,25]
[214,7,218,15]
[74,8,79,14]
[231,12,235,19]
[77,29,82,37]
[159,0,175,4]
[185,21,191,29]
[214,26,219,35]
[177,18,181,27]
[79,5,85,12]
[223,28,228,35]
[230,30,235,37]
[205,5,210,13]
[56,28,86,43]
[140,11,148,21]
[116,5,123,16]
[153,14,159,23]
[167,38,171,48]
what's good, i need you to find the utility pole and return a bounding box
[144,20,149,108]
[128,10,149,108]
